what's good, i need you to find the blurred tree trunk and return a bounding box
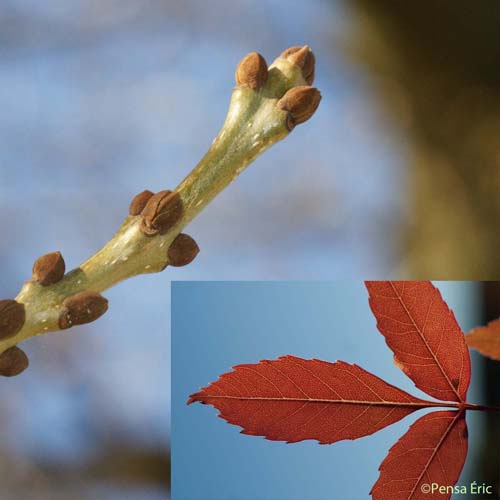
[345,1,500,278]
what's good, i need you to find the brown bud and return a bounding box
[168,234,200,267]
[0,300,25,339]
[129,189,154,216]
[32,251,66,286]
[0,346,29,377]
[276,85,321,130]
[59,291,108,330]
[235,52,268,90]
[140,190,184,236]
[280,45,315,85]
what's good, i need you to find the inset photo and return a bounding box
[171,281,500,500]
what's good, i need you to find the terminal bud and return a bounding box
[280,45,315,85]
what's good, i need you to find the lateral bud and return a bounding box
[0,346,29,377]
[276,85,321,130]
[59,291,108,330]
[167,234,200,267]
[280,45,315,85]
[140,190,184,236]
[32,251,66,286]
[235,52,268,90]
[129,189,154,216]
[0,300,25,339]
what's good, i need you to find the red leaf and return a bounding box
[188,356,437,444]
[371,410,468,500]
[466,318,500,361]
[366,281,470,402]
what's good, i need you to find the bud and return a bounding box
[167,233,200,267]
[280,45,315,85]
[59,291,108,330]
[0,300,25,339]
[0,346,29,377]
[276,85,321,130]
[129,189,154,216]
[140,190,184,236]
[32,251,66,286]
[235,52,268,90]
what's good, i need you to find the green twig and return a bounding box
[0,46,321,376]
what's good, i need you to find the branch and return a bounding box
[0,46,321,376]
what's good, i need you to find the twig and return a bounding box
[0,46,321,376]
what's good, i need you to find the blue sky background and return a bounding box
[172,281,485,500]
